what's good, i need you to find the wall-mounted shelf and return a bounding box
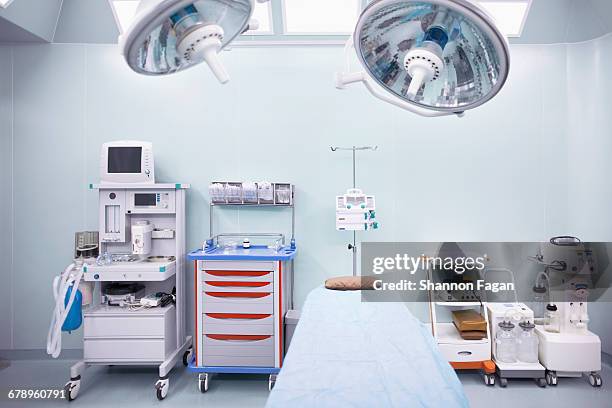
[208,182,296,244]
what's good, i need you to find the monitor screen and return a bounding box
[108,147,142,173]
[135,193,156,206]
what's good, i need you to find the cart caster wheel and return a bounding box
[483,373,495,386]
[269,374,277,391]
[182,347,193,367]
[64,376,81,402]
[546,371,558,386]
[499,378,508,388]
[589,373,602,387]
[198,373,209,393]
[537,378,547,388]
[155,378,169,400]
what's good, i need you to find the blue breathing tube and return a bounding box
[62,285,83,332]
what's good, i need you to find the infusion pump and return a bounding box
[336,188,378,231]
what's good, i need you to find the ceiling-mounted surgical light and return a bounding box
[118,0,267,83]
[336,0,511,117]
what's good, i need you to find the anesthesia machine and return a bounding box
[47,141,192,401]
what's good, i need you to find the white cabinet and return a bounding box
[83,305,176,363]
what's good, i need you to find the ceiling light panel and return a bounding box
[109,0,140,34]
[477,0,532,37]
[243,0,273,35]
[283,0,361,35]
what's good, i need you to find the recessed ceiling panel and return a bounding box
[477,0,531,37]
[110,0,140,33]
[243,0,273,34]
[283,0,361,34]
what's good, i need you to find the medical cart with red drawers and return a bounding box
[187,238,296,391]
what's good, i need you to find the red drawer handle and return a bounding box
[205,313,271,320]
[205,281,269,288]
[206,334,271,341]
[205,292,270,298]
[206,270,271,277]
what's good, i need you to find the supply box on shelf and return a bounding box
[209,182,293,206]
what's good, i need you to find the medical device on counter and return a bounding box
[118,0,267,83]
[487,303,546,388]
[101,282,175,309]
[103,283,145,307]
[74,231,99,261]
[187,184,297,392]
[132,220,153,257]
[140,292,176,308]
[336,0,510,117]
[432,254,483,303]
[528,237,602,387]
[331,146,379,276]
[100,141,154,184]
[56,142,192,402]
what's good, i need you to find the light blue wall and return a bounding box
[0,38,610,350]
[10,44,88,349]
[0,45,12,349]
[566,33,612,240]
[566,33,612,354]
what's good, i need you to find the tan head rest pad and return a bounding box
[325,276,377,291]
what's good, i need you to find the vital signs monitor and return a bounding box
[100,141,155,184]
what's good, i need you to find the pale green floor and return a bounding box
[0,357,610,407]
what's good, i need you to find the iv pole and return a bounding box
[330,145,378,276]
